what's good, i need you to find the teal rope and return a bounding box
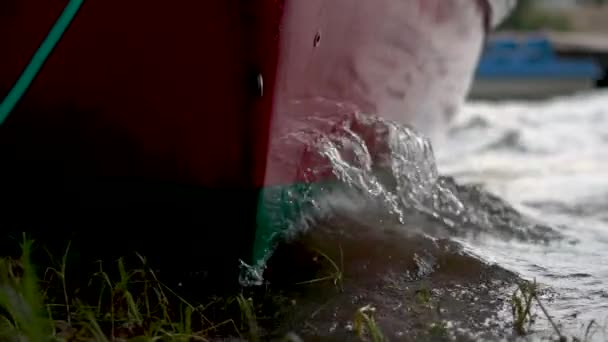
[0,0,84,126]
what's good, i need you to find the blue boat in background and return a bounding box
[469,35,603,100]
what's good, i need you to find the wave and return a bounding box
[243,109,562,286]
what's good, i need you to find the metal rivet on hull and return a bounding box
[257,73,264,97]
[313,32,321,47]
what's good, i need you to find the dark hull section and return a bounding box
[0,0,279,188]
[1,179,261,291]
[0,0,282,281]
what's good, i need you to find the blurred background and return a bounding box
[469,0,608,100]
[500,0,608,33]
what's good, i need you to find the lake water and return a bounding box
[437,90,608,339]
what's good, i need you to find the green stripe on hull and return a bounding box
[252,181,336,268]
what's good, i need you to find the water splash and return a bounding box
[244,108,560,286]
[280,111,468,224]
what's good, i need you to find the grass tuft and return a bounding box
[511,280,536,336]
[353,305,385,342]
[296,246,344,292]
[235,294,259,342]
[0,234,51,342]
[509,279,605,342]
[414,286,431,305]
[428,321,448,338]
[0,237,267,341]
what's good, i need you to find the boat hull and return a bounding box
[0,0,497,275]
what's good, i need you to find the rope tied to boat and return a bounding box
[0,0,84,126]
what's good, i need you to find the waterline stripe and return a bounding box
[0,0,84,125]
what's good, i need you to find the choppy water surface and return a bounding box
[247,92,608,340]
[437,91,608,338]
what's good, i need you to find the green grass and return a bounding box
[0,236,273,341]
[353,305,386,342]
[510,279,606,342]
[414,286,431,306]
[0,236,50,341]
[3,236,604,341]
[511,280,536,336]
[428,321,448,338]
[0,238,358,341]
[295,246,344,292]
[234,295,259,342]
